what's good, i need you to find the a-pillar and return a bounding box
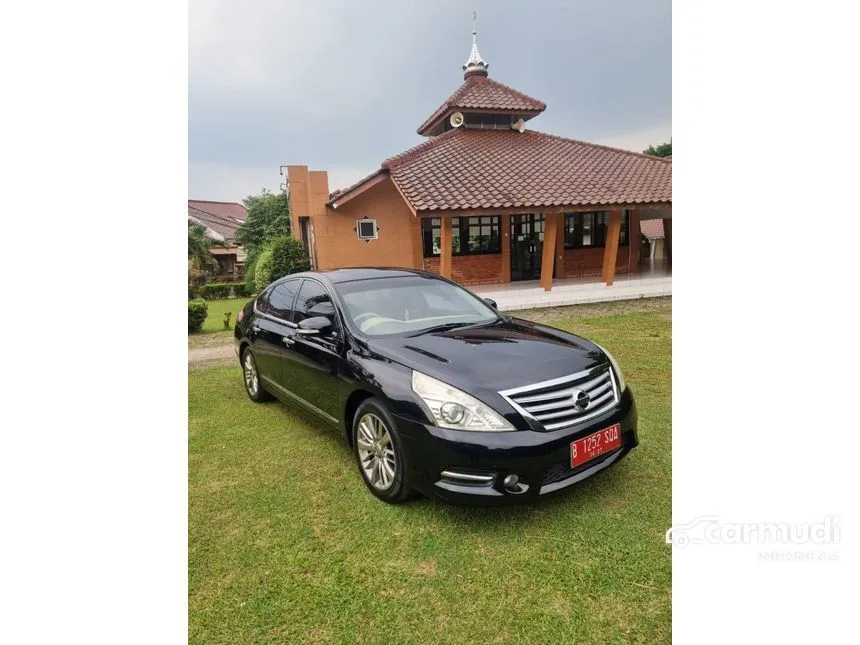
[663,217,672,267]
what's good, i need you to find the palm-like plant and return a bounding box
[188,219,223,283]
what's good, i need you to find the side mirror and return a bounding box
[483,298,498,309]
[296,316,332,336]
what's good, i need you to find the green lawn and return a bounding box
[189,303,672,644]
[198,297,251,333]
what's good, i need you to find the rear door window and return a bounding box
[267,280,300,321]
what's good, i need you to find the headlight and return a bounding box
[411,370,514,431]
[595,343,626,392]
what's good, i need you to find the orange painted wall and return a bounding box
[312,177,422,270]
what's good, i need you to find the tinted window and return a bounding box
[293,280,335,324]
[338,276,497,336]
[255,289,271,314]
[268,280,299,320]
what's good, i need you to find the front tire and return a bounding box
[352,398,414,504]
[241,348,271,402]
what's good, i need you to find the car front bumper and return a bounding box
[394,387,638,505]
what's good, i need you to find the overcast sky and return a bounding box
[189,0,671,204]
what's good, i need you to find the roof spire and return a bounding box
[463,10,488,79]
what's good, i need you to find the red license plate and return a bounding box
[570,423,621,468]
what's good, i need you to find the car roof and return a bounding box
[308,267,436,284]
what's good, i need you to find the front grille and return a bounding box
[499,363,619,431]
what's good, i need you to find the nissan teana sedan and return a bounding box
[234,268,637,505]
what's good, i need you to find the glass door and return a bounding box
[510,214,544,281]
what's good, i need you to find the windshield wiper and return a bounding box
[406,322,473,337]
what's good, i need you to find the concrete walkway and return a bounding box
[472,273,672,312]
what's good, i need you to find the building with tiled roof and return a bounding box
[286,20,671,290]
[188,200,248,282]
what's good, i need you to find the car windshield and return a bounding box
[337,275,500,336]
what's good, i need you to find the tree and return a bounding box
[254,235,310,292]
[188,219,224,285]
[643,140,672,157]
[237,189,292,262]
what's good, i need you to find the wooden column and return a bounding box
[439,216,453,279]
[601,210,622,286]
[410,215,423,270]
[629,209,641,274]
[500,214,511,283]
[553,212,565,278]
[540,212,559,291]
[663,217,672,267]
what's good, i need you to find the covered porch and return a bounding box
[431,207,672,292]
[471,259,671,311]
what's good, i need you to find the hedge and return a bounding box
[188,300,208,333]
[200,282,249,300]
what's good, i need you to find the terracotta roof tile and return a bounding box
[188,200,247,241]
[640,219,665,240]
[383,129,671,213]
[417,76,545,135]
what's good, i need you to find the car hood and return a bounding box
[365,317,606,393]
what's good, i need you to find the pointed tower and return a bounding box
[416,12,546,136]
[463,11,488,79]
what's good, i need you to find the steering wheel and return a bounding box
[353,312,379,325]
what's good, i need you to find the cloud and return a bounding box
[189,0,671,202]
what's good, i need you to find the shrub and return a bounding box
[268,235,310,280]
[254,246,275,293]
[188,283,200,300]
[243,256,258,296]
[200,282,247,300]
[188,300,208,333]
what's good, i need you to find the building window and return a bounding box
[421,216,501,257]
[356,218,378,240]
[564,211,629,249]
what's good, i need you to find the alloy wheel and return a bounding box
[243,352,259,396]
[356,413,396,490]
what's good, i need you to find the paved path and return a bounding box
[188,344,235,369]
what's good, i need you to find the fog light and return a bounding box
[503,474,520,491]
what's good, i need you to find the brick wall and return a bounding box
[563,247,631,278]
[424,253,503,285]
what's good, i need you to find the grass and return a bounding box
[189,300,672,644]
[197,297,251,334]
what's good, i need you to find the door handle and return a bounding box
[282,336,295,346]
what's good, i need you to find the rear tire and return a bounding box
[241,348,272,402]
[352,398,414,504]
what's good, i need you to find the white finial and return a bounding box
[463,10,488,76]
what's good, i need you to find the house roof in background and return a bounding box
[376,128,672,213]
[188,200,247,242]
[640,219,665,240]
[417,75,546,135]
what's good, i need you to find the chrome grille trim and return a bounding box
[499,363,620,432]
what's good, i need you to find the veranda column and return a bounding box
[439,216,453,279]
[553,212,565,279]
[500,214,511,283]
[601,210,622,286]
[628,209,641,274]
[540,212,559,291]
[663,217,672,267]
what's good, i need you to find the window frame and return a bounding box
[356,218,378,241]
[421,216,502,257]
[563,211,630,249]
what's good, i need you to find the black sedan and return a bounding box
[234,268,637,505]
